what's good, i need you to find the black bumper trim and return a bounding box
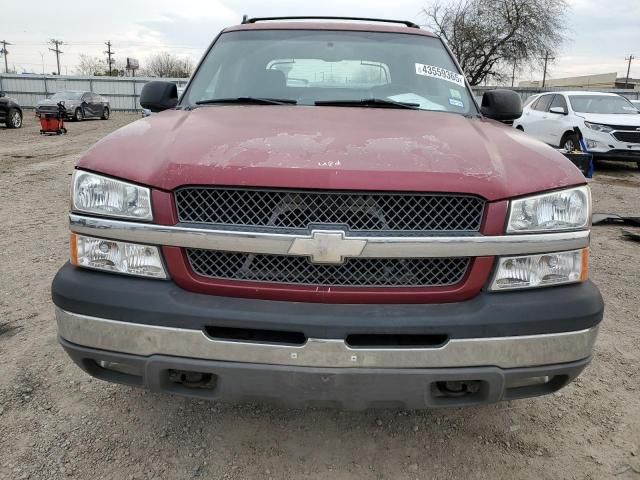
[592,150,640,161]
[51,262,604,340]
[60,337,591,409]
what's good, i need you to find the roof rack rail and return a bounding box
[241,15,420,29]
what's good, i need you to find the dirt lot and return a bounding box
[1,113,639,480]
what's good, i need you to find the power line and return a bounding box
[0,40,12,73]
[625,54,635,88]
[48,38,63,75]
[541,51,555,88]
[104,40,115,75]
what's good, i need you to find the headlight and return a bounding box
[507,186,590,233]
[490,249,587,291]
[70,233,167,279]
[72,170,152,221]
[584,121,613,133]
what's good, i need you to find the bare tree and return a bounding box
[110,59,128,77]
[76,54,105,76]
[143,52,194,78]
[423,0,569,86]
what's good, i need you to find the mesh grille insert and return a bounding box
[613,131,640,143]
[187,249,470,287]
[175,188,485,234]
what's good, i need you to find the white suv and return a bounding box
[514,91,640,167]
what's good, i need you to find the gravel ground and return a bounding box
[1,113,639,480]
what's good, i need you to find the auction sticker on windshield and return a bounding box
[415,63,465,87]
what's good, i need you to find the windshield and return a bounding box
[183,29,476,115]
[569,95,639,115]
[50,91,83,100]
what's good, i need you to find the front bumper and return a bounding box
[52,263,603,408]
[583,131,640,161]
[60,337,591,409]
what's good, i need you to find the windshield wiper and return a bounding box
[315,98,420,109]
[196,97,297,106]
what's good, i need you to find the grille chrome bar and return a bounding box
[69,214,591,259]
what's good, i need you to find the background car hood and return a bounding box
[78,106,585,201]
[576,113,640,126]
[38,99,75,106]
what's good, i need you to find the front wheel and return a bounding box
[6,108,22,128]
[74,108,84,121]
[101,107,110,120]
[560,132,579,152]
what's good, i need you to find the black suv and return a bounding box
[0,91,23,128]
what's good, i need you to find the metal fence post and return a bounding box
[132,79,137,111]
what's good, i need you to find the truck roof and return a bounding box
[224,21,436,38]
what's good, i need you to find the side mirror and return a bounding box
[549,106,567,115]
[140,81,178,112]
[481,89,523,123]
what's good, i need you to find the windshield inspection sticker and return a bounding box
[449,98,464,108]
[415,63,465,86]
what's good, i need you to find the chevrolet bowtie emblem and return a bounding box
[288,230,367,264]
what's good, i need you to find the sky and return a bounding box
[1,0,639,83]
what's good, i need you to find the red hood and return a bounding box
[78,106,585,201]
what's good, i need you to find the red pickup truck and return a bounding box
[52,17,603,409]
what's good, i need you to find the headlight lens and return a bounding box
[72,170,152,221]
[507,186,590,233]
[584,121,613,133]
[71,233,166,279]
[490,249,587,291]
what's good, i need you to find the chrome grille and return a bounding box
[613,131,640,143]
[175,187,485,234]
[187,249,470,287]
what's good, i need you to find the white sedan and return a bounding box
[514,91,640,167]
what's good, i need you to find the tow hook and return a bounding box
[167,369,217,389]
[436,381,482,397]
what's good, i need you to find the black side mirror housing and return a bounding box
[140,81,178,112]
[481,89,523,123]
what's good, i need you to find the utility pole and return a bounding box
[511,60,517,87]
[625,54,635,89]
[0,40,12,73]
[541,51,555,89]
[48,39,63,75]
[104,41,115,76]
